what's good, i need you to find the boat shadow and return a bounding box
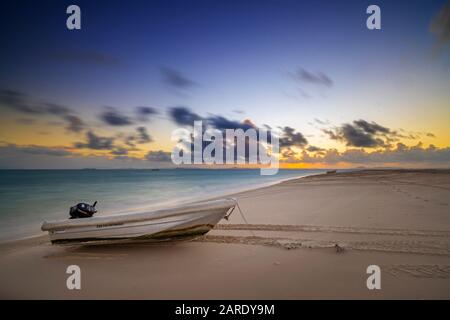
[43,237,199,260]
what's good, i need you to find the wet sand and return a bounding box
[1,169,450,299]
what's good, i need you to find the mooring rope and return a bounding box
[229,198,255,237]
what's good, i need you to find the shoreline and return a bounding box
[0,169,329,244]
[2,168,447,246]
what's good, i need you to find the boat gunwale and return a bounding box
[41,198,236,231]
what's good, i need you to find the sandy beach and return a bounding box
[1,169,450,299]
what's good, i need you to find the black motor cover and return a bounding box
[69,201,97,219]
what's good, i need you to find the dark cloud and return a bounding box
[136,106,158,121]
[207,115,255,131]
[161,67,196,90]
[281,147,297,159]
[123,127,153,147]
[295,68,333,88]
[44,103,71,116]
[169,106,203,126]
[124,136,136,147]
[21,146,71,157]
[146,150,172,162]
[0,89,43,114]
[322,128,340,140]
[0,91,72,116]
[100,107,133,126]
[0,89,86,133]
[314,118,329,125]
[426,132,436,138]
[168,106,278,163]
[136,126,152,143]
[292,143,450,165]
[74,131,115,150]
[169,106,257,132]
[341,123,385,148]
[353,120,390,135]
[64,115,85,133]
[0,143,71,157]
[279,126,308,148]
[430,3,450,57]
[111,148,129,156]
[307,145,325,152]
[323,120,396,148]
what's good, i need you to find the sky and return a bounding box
[0,0,449,169]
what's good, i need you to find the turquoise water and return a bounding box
[0,169,325,240]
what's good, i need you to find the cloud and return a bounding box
[168,106,277,163]
[169,106,257,131]
[124,136,136,147]
[430,3,450,57]
[111,148,129,156]
[294,68,333,88]
[279,126,308,148]
[0,143,71,157]
[123,127,153,147]
[100,107,133,126]
[290,143,450,165]
[146,150,172,162]
[136,106,158,121]
[0,89,44,114]
[169,106,203,126]
[322,128,340,140]
[426,132,436,138]
[341,123,385,148]
[74,131,115,150]
[136,126,152,143]
[281,147,297,159]
[64,115,85,133]
[306,145,325,152]
[44,103,72,116]
[0,89,86,133]
[161,67,196,90]
[207,115,255,131]
[352,120,390,135]
[314,118,329,125]
[323,120,397,148]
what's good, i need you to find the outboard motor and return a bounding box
[69,201,98,219]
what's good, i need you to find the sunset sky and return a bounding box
[0,0,449,169]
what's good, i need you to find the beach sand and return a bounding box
[1,169,450,299]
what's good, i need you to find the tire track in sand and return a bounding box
[215,224,450,238]
[196,224,450,256]
[386,265,450,279]
[195,234,450,256]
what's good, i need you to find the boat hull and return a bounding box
[42,199,236,245]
